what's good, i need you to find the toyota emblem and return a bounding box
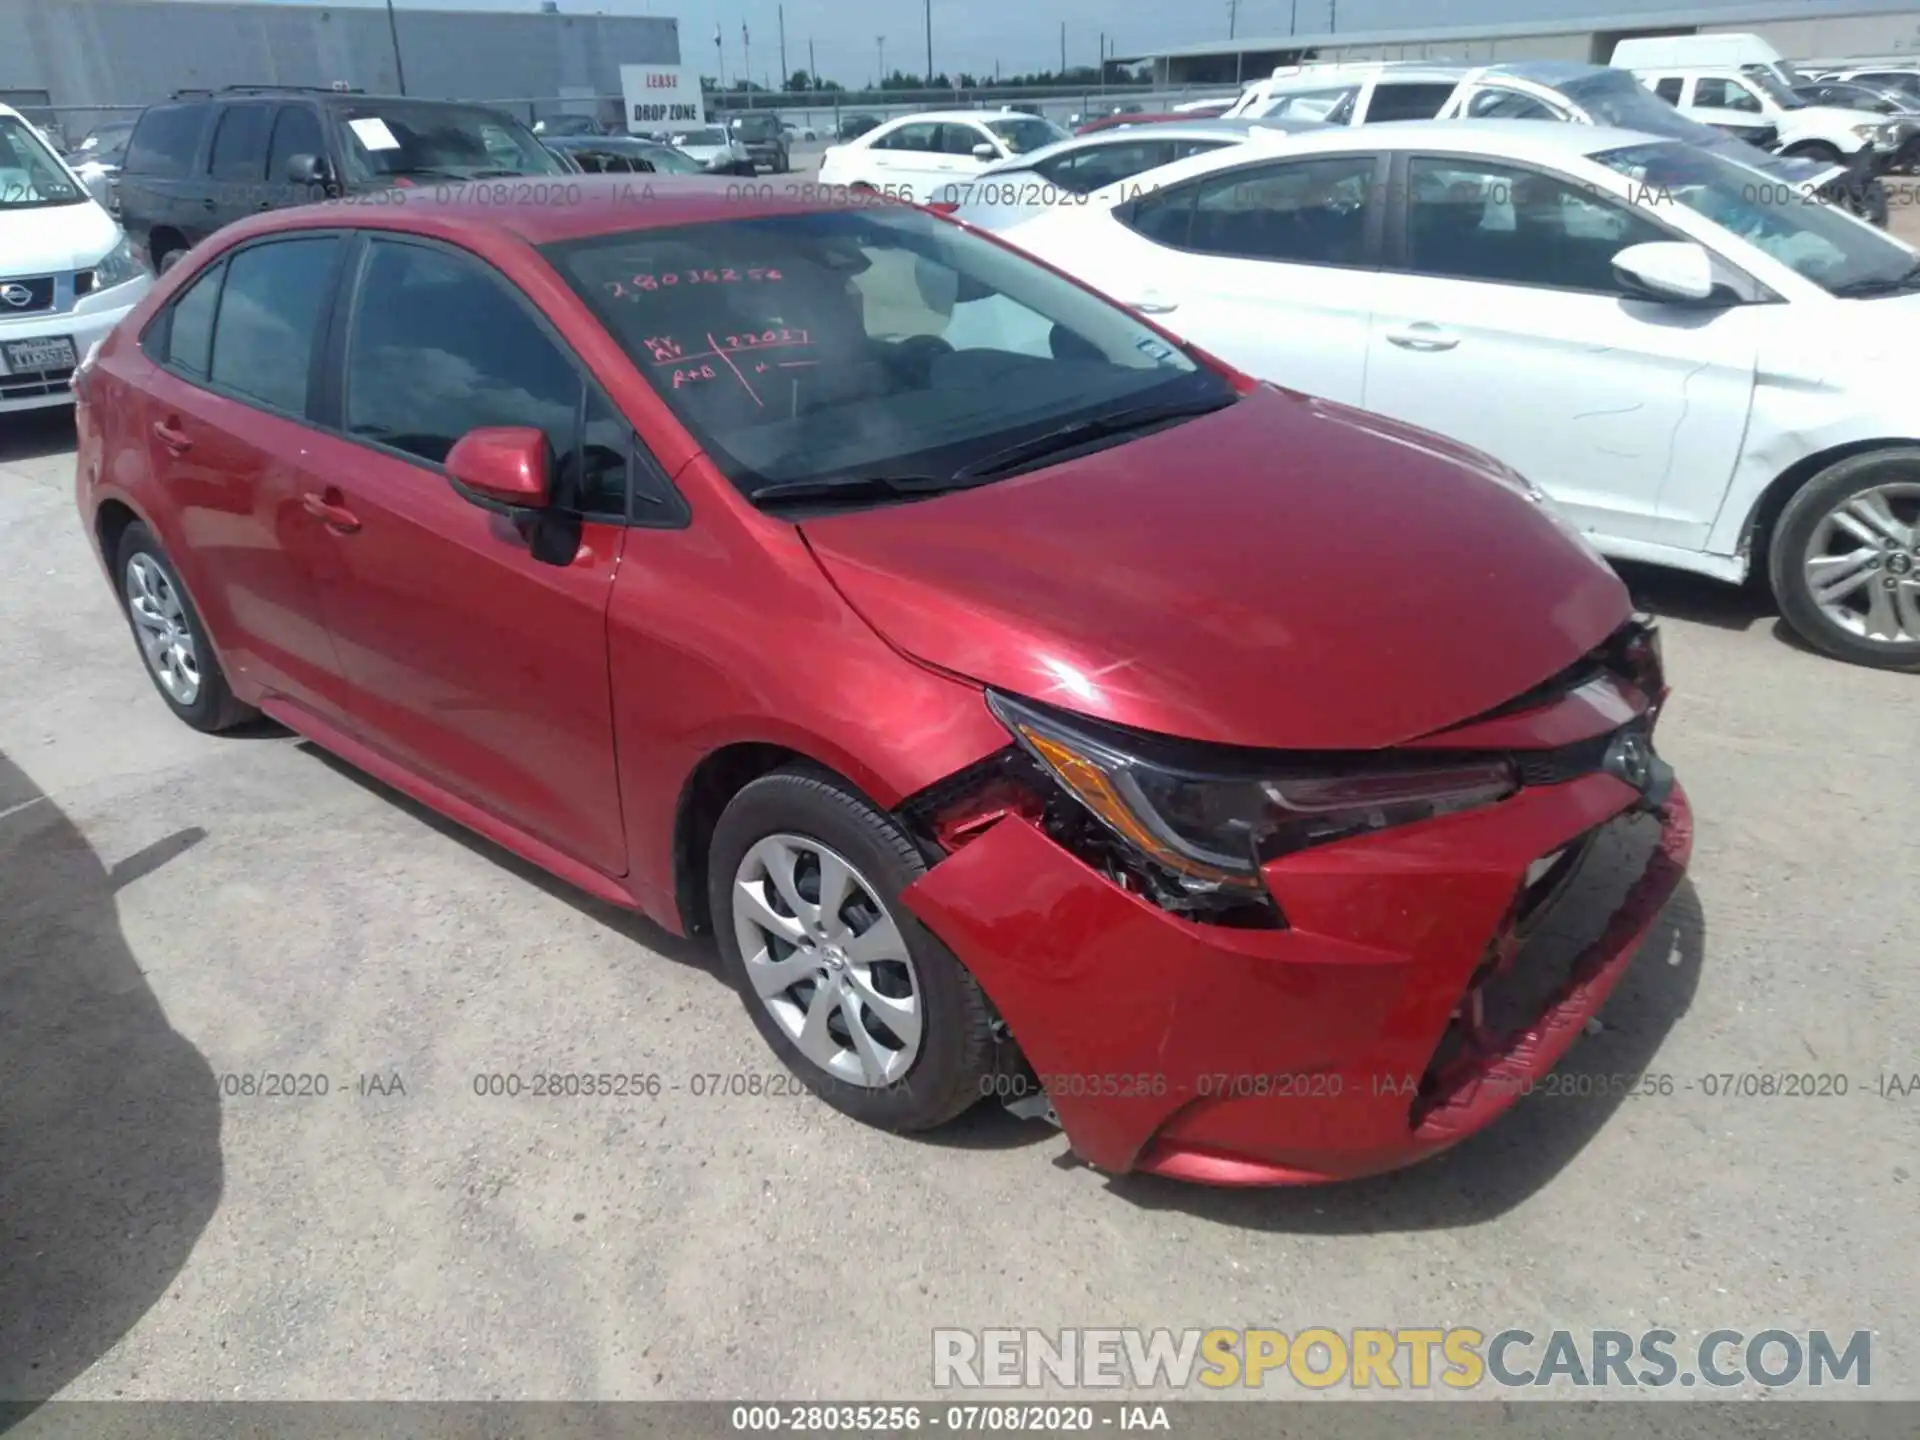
[0,283,34,308]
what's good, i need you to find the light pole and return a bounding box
[925,0,934,86]
[877,34,886,89]
[742,22,751,103]
[779,6,788,92]
[714,23,724,91]
[384,0,408,94]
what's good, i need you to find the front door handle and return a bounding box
[1128,294,1180,314]
[151,417,191,454]
[301,489,362,534]
[1386,323,1460,352]
[202,197,217,211]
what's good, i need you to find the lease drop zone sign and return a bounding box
[621,66,705,131]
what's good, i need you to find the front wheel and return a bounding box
[708,766,995,1132]
[1769,449,1920,670]
[1784,141,1846,166]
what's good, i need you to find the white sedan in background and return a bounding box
[817,110,1069,204]
[979,120,1920,669]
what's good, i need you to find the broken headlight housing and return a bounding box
[987,692,1518,922]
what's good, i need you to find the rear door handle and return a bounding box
[151,417,191,454]
[301,489,362,534]
[202,197,217,211]
[1386,323,1460,352]
[1128,293,1180,314]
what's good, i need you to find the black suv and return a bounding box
[726,112,790,172]
[117,86,571,272]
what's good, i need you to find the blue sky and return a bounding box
[209,0,1853,85]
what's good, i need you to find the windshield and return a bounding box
[985,116,1070,153]
[675,127,727,147]
[1744,69,1806,109]
[643,145,703,174]
[1555,68,1734,139]
[732,115,782,139]
[1593,140,1917,294]
[544,207,1228,499]
[335,102,567,181]
[0,115,87,209]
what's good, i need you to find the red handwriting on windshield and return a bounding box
[603,266,784,301]
[652,330,815,400]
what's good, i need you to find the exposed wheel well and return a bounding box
[94,500,140,590]
[672,742,807,938]
[1742,439,1915,593]
[148,227,188,264]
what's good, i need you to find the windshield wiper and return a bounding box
[1830,259,1920,297]
[952,396,1237,482]
[748,473,983,507]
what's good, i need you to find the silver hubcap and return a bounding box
[1803,480,1920,645]
[731,834,922,1088]
[125,553,201,705]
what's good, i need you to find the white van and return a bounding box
[1,103,151,414]
[1610,33,1801,88]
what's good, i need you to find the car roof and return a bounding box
[983,117,1322,173]
[1486,59,1614,85]
[872,110,1016,128]
[218,174,889,249]
[1118,118,1669,187]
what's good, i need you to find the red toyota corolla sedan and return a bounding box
[73,179,1691,1186]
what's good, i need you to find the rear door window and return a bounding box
[1365,82,1457,123]
[124,103,209,177]
[207,104,274,182]
[208,236,342,413]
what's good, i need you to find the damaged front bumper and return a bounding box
[901,772,1692,1185]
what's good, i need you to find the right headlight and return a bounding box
[989,692,1518,893]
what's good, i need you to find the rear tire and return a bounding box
[1785,141,1845,166]
[708,765,994,1133]
[115,522,255,731]
[1769,448,1920,671]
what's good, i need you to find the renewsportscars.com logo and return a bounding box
[932,1327,1872,1391]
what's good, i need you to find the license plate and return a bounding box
[2,336,77,375]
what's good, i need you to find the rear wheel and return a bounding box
[708,766,994,1132]
[1784,140,1845,166]
[1770,449,1920,671]
[115,522,254,730]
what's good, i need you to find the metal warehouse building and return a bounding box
[1126,0,1920,84]
[1,0,682,133]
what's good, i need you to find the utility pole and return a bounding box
[742,22,751,102]
[1329,0,1337,32]
[1227,0,1237,40]
[1098,32,1105,92]
[714,23,724,91]
[877,34,885,88]
[1290,0,1298,33]
[779,6,788,91]
[808,37,816,89]
[925,0,934,86]
[1059,21,1065,78]
[384,0,408,94]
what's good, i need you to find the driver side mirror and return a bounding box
[1611,240,1719,304]
[285,152,334,188]
[445,426,552,511]
[971,142,998,160]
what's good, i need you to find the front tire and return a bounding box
[115,521,254,730]
[1769,448,1920,670]
[1784,140,1845,166]
[708,765,994,1132]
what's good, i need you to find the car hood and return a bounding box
[0,198,119,275]
[801,387,1630,751]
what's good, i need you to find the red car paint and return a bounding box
[75,180,1690,1185]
